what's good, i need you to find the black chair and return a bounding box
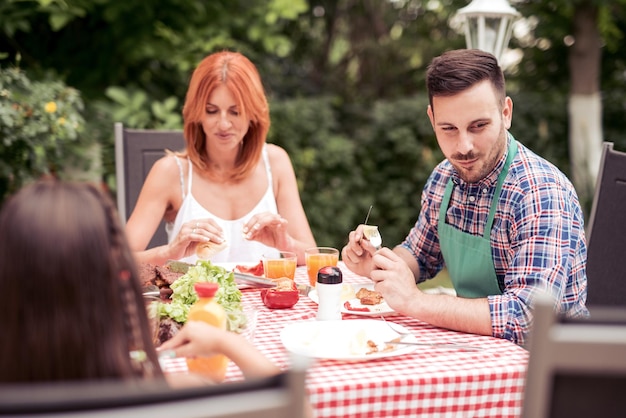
[585,141,626,306]
[114,122,185,248]
[0,357,309,418]
[522,293,626,418]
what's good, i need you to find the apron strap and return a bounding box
[439,138,519,234]
[483,139,518,238]
[439,180,454,226]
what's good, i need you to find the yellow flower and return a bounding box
[57,117,66,125]
[44,101,57,113]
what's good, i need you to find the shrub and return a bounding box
[268,96,359,248]
[268,95,442,250]
[0,67,95,202]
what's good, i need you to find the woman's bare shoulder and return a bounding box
[150,154,185,178]
[142,154,186,194]
[265,143,291,165]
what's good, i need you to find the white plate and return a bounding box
[308,282,396,316]
[280,319,418,360]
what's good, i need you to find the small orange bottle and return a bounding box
[185,282,229,382]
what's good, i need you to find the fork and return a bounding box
[380,315,412,339]
[380,316,483,351]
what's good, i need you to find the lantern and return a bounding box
[455,0,520,63]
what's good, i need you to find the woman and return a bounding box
[125,51,316,266]
[0,180,279,385]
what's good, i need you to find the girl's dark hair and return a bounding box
[426,49,506,110]
[0,179,163,383]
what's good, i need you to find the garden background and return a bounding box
[2,0,626,253]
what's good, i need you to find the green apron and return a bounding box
[438,139,518,298]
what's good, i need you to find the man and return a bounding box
[342,49,588,345]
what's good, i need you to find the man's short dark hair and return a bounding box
[426,49,506,110]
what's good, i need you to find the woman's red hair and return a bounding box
[182,51,270,181]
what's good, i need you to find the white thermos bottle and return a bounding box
[316,266,343,321]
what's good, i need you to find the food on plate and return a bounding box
[274,277,295,291]
[348,329,367,355]
[195,239,228,259]
[261,277,299,309]
[235,260,264,276]
[340,284,356,301]
[348,328,393,355]
[366,339,396,354]
[156,317,183,345]
[356,287,384,305]
[139,262,185,300]
[341,287,385,313]
[153,260,245,345]
[344,301,371,312]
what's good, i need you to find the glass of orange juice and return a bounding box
[262,251,297,280]
[305,247,339,287]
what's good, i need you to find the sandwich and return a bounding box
[195,239,228,259]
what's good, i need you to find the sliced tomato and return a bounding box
[236,260,264,276]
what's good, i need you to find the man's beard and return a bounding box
[451,127,507,183]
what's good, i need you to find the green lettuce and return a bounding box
[156,260,246,332]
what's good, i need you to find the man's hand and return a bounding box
[369,248,422,314]
[341,224,380,277]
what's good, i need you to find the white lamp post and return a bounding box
[455,0,520,63]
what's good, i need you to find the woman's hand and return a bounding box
[242,212,291,250]
[166,218,225,260]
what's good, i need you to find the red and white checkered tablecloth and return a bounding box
[161,263,529,418]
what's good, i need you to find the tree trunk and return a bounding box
[568,1,603,213]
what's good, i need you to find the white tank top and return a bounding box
[166,146,280,264]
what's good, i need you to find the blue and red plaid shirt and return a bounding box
[400,135,588,345]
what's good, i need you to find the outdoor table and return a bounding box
[162,262,529,418]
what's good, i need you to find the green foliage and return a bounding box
[352,96,442,247]
[3,0,626,248]
[89,85,184,191]
[268,90,580,251]
[104,86,182,129]
[0,0,42,37]
[0,66,93,201]
[509,91,570,172]
[269,96,359,248]
[269,95,441,250]
[0,0,310,101]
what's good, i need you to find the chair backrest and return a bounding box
[522,293,626,418]
[114,122,185,249]
[585,141,626,306]
[0,358,309,418]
